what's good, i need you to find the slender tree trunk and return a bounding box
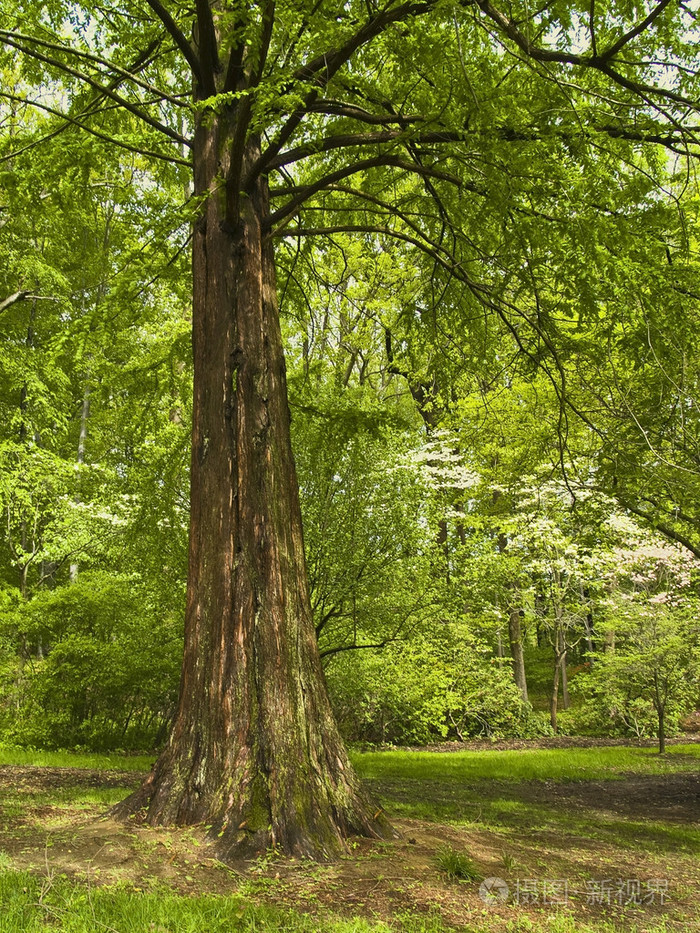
[114,127,388,859]
[581,586,595,659]
[550,659,560,733]
[657,706,666,754]
[551,622,567,731]
[559,635,569,710]
[70,387,90,582]
[508,608,528,703]
[654,674,666,754]
[657,705,666,754]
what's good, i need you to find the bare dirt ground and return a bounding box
[0,763,697,931]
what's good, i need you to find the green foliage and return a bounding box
[328,630,548,745]
[0,572,181,750]
[566,608,700,744]
[433,846,482,882]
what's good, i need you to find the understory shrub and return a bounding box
[326,629,551,744]
[0,572,182,750]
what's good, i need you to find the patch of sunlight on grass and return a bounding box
[0,748,153,772]
[351,744,700,785]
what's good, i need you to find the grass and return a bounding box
[350,745,700,859]
[1,742,697,782]
[0,743,695,931]
[351,744,700,784]
[433,845,482,882]
[0,871,682,933]
[0,871,440,933]
[0,747,154,772]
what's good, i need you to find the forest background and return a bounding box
[1,0,700,762]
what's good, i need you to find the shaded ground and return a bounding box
[410,735,700,753]
[519,771,700,822]
[0,761,697,931]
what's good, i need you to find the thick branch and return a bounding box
[195,0,220,96]
[246,0,437,185]
[267,129,466,171]
[143,0,203,84]
[306,99,428,126]
[0,291,28,313]
[319,641,388,660]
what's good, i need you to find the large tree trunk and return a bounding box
[114,122,388,859]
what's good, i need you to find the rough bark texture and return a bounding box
[114,116,389,859]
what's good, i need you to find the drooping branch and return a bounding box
[0,29,188,111]
[617,498,700,558]
[0,92,191,167]
[476,0,700,114]
[0,33,191,146]
[267,155,465,229]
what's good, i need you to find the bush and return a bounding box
[326,628,548,745]
[0,572,182,750]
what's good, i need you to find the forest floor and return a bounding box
[0,744,697,932]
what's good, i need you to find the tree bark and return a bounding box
[114,124,388,859]
[550,659,560,733]
[508,608,529,703]
[70,387,90,582]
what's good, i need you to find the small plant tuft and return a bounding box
[501,850,519,872]
[433,845,482,882]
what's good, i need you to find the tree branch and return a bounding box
[0,92,191,167]
[195,0,220,96]
[0,292,28,313]
[600,0,675,61]
[476,0,699,113]
[0,29,188,110]
[143,0,203,84]
[267,128,466,171]
[617,498,700,559]
[0,34,191,146]
[246,0,437,186]
[266,154,463,229]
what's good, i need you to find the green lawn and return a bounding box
[0,743,696,932]
[351,743,700,784]
[0,748,154,772]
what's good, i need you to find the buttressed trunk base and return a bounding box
[114,128,390,860]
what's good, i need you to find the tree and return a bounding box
[576,525,700,752]
[3,0,699,857]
